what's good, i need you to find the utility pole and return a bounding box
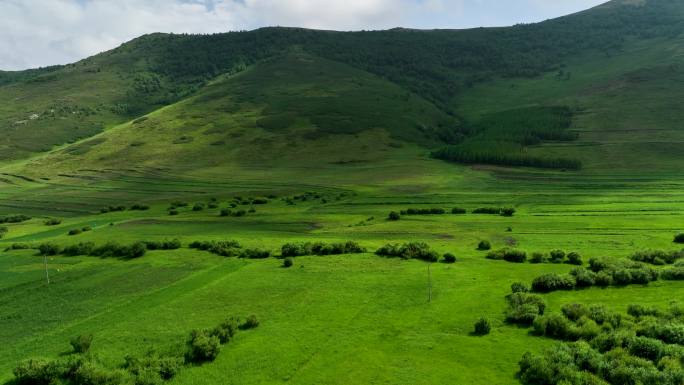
[43,255,50,285]
[428,262,432,303]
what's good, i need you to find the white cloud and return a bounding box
[0,0,606,71]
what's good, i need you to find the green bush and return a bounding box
[529,252,545,264]
[549,249,566,263]
[210,317,238,344]
[186,330,221,363]
[477,240,491,251]
[12,358,56,385]
[283,257,294,268]
[192,203,205,211]
[661,267,684,280]
[130,204,150,211]
[375,242,438,262]
[674,233,684,244]
[0,214,31,224]
[511,282,529,293]
[240,315,260,330]
[0,226,6,239]
[70,334,93,354]
[442,253,457,263]
[239,249,271,259]
[566,252,583,265]
[38,243,61,256]
[570,267,596,288]
[68,228,82,236]
[144,239,182,250]
[44,218,62,226]
[501,207,516,217]
[473,317,491,336]
[630,249,683,265]
[62,242,95,256]
[505,292,546,325]
[388,211,401,221]
[451,208,467,214]
[486,248,526,263]
[531,273,576,293]
[168,209,179,216]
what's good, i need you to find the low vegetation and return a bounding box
[0,214,31,224]
[281,241,365,257]
[376,242,439,262]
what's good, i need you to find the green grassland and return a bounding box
[1,1,684,384]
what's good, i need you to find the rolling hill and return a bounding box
[1,1,684,385]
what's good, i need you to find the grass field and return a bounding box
[1,156,683,384]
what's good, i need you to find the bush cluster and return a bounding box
[477,240,491,251]
[674,234,684,244]
[473,317,491,336]
[281,241,366,257]
[100,205,126,213]
[630,249,684,265]
[189,240,242,257]
[144,239,182,250]
[130,204,150,211]
[45,241,147,259]
[399,208,446,216]
[0,226,7,239]
[505,292,546,326]
[472,207,516,216]
[486,248,527,263]
[220,208,247,217]
[68,226,92,236]
[376,242,439,262]
[44,218,62,226]
[517,302,684,385]
[12,314,260,385]
[442,253,457,263]
[0,214,31,224]
[239,249,271,259]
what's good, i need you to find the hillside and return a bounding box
[1,0,684,174]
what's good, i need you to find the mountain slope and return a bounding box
[1,0,684,173]
[17,52,461,176]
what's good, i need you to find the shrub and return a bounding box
[473,207,501,215]
[477,240,491,251]
[100,205,126,213]
[501,208,516,217]
[505,292,546,325]
[13,358,57,385]
[168,209,179,216]
[531,273,576,293]
[189,240,241,257]
[68,228,82,236]
[661,267,684,280]
[628,336,665,362]
[561,304,589,322]
[251,198,269,205]
[239,249,271,259]
[487,248,526,263]
[388,211,401,221]
[7,243,30,250]
[570,267,596,288]
[63,242,95,256]
[124,354,183,382]
[210,317,238,344]
[566,252,583,265]
[594,272,613,287]
[0,214,31,224]
[674,234,684,244]
[630,249,683,265]
[81,226,92,232]
[70,334,93,354]
[38,243,61,256]
[549,249,566,263]
[451,208,466,214]
[240,315,260,330]
[376,242,439,262]
[529,252,545,264]
[90,242,147,259]
[283,257,294,268]
[442,253,457,263]
[130,204,150,211]
[192,203,205,212]
[511,282,529,293]
[220,208,231,217]
[473,317,491,335]
[186,330,221,363]
[0,226,6,239]
[627,304,661,318]
[44,218,62,226]
[144,239,181,250]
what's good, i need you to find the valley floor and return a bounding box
[1,159,683,384]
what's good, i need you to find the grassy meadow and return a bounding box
[1,155,683,384]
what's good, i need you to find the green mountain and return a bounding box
[2,0,684,173]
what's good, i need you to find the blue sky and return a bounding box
[0,0,606,70]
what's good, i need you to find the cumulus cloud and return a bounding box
[0,0,606,70]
